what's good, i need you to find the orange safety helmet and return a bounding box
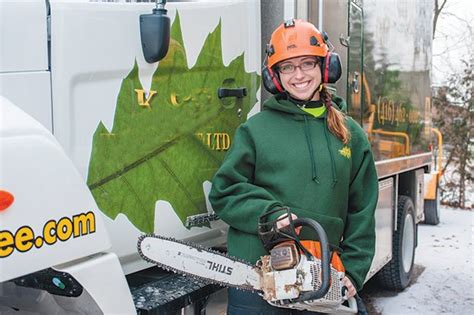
[267,19,328,68]
[262,19,341,94]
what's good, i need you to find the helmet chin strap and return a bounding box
[308,84,323,101]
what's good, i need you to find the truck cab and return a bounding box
[1,0,260,313]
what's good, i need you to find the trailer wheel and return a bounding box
[423,187,440,225]
[377,195,416,290]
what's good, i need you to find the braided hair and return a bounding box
[320,85,351,144]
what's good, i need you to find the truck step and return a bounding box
[127,266,221,314]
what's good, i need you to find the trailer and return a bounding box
[0,0,441,313]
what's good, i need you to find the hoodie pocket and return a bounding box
[290,207,344,246]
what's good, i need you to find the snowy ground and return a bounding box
[362,206,473,314]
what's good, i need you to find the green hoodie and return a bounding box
[209,94,378,291]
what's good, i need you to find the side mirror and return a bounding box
[140,0,170,63]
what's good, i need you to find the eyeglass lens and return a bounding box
[279,60,318,74]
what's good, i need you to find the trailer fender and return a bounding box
[424,172,438,200]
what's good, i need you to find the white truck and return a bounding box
[0,0,441,314]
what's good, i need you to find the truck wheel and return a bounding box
[423,187,440,225]
[376,195,416,290]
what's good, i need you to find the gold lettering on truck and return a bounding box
[196,133,231,151]
[135,89,157,107]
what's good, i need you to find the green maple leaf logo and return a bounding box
[86,13,260,233]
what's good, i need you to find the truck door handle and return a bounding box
[217,87,247,99]
[339,33,350,47]
[352,71,360,93]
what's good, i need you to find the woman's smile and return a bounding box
[291,80,312,90]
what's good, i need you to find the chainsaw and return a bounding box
[137,207,357,314]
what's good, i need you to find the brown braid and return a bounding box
[320,86,351,144]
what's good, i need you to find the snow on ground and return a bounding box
[363,206,473,314]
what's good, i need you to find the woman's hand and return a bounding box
[342,276,356,299]
[276,213,301,234]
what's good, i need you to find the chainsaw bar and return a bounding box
[137,234,262,292]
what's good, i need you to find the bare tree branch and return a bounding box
[441,12,473,26]
[433,0,448,39]
[442,149,454,174]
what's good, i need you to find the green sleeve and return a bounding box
[341,128,378,291]
[209,124,282,234]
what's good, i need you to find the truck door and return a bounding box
[346,1,364,124]
[49,0,261,273]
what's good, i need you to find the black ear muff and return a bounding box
[321,52,342,84]
[262,66,284,94]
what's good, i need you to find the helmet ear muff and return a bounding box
[262,66,284,94]
[321,52,342,84]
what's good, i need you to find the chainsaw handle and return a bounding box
[291,218,331,302]
[258,209,332,301]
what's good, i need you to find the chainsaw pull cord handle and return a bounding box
[289,218,331,303]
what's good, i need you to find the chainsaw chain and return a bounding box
[184,213,220,228]
[137,234,260,292]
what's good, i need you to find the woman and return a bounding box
[209,19,378,314]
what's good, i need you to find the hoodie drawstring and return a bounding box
[303,114,338,187]
[303,115,320,184]
[324,116,338,187]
